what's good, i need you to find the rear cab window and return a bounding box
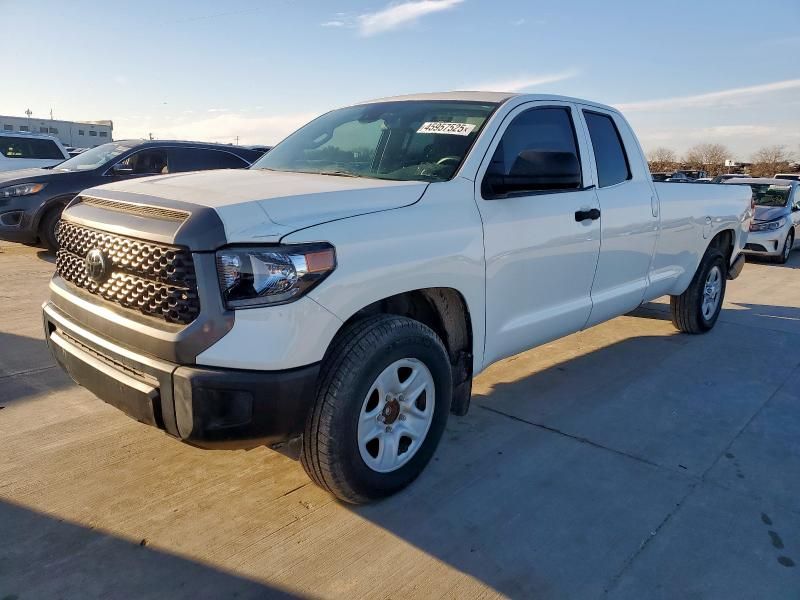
[0,136,64,160]
[583,111,631,187]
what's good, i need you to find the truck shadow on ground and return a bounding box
[3,317,796,598]
[345,312,800,598]
[0,331,71,407]
[0,499,301,599]
[632,301,800,330]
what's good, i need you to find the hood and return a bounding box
[753,205,789,222]
[83,169,429,241]
[0,167,78,185]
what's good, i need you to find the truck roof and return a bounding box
[359,91,619,113]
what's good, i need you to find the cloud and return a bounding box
[207,108,229,113]
[510,18,525,26]
[321,20,346,27]
[358,0,464,36]
[469,69,579,92]
[124,112,319,146]
[616,79,800,112]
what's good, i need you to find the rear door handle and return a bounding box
[575,208,601,222]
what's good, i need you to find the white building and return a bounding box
[0,114,113,148]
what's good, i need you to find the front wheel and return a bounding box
[301,315,452,504]
[776,230,794,265]
[670,247,727,334]
[39,206,64,253]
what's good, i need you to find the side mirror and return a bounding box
[111,162,134,175]
[483,150,582,198]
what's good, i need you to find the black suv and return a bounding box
[0,140,265,250]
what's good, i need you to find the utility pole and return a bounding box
[148,132,154,140]
[235,136,239,146]
[50,108,54,120]
[25,108,32,131]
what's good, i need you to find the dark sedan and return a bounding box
[0,140,265,250]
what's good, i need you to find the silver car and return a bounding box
[725,178,800,264]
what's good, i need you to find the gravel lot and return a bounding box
[1,239,799,599]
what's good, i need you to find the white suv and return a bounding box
[0,132,69,172]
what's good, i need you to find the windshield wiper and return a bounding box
[320,171,363,178]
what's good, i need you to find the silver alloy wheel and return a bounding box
[701,265,722,320]
[357,358,436,473]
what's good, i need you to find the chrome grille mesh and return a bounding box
[56,221,199,324]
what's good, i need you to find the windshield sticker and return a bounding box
[417,122,477,136]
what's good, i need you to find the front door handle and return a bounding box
[575,208,601,222]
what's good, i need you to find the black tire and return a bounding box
[301,315,452,504]
[670,246,727,334]
[39,206,64,253]
[776,230,794,265]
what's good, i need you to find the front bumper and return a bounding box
[43,301,319,449]
[0,195,42,243]
[742,227,789,257]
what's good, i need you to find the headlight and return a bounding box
[750,218,786,232]
[0,182,47,198]
[215,243,336,309]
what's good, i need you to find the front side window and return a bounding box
[116,149,169,175]
[482,106,582,198]
[0,137,64,159]
[253,100,497,183]
[584,111,631,187]
[55,142,135,171]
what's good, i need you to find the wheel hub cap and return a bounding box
[701,266,722,320]
[357,358,436,473]
[381,399,401,424]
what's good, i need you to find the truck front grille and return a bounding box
[56,221,200,324]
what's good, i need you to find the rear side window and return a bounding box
[0,137,64,159]
[168,148,249,172]
[583,111,631,187]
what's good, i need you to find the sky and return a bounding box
[3,0,799,160]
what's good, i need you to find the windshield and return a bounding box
[749,184,792,207]
[252,101,497,182]
[55,142,136,172]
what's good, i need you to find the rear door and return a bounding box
[475,101,601,366]
[578,108,659,327]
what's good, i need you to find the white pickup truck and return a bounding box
[44,92,750,503]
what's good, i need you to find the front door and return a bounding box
[475,102,601,367]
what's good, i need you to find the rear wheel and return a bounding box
[776,230,794,265]
[301,315,452,504]
[670,247,727,334]
[39,205,64,253]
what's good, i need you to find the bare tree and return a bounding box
[750,145,793,177]
[683,143,730,176]
[647,147,677,173]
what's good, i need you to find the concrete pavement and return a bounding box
[1,239,798,599]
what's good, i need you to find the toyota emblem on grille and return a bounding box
[85,248,109,283]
